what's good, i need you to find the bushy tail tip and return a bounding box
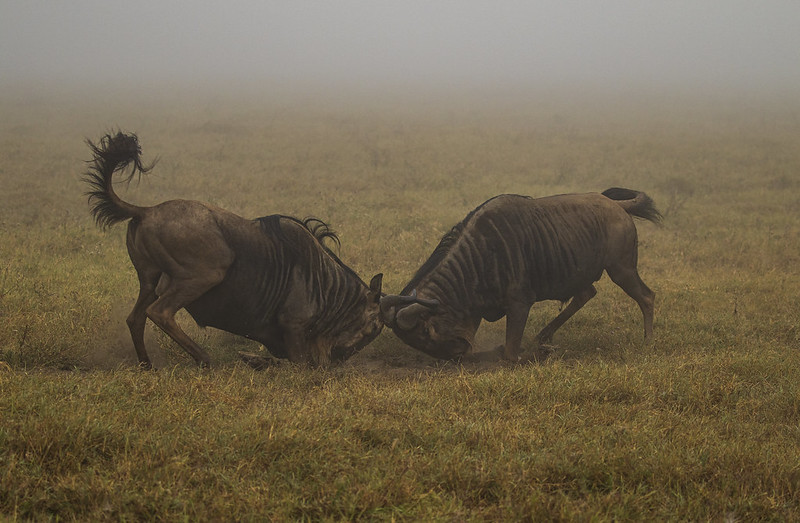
[84,131,156,229]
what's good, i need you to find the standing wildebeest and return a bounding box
[84,132,383,368]
[380,189,661,361]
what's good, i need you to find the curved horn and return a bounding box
[379,290,439,326]
[395,303,432,331]
[412,294,439,310]
[380,289,417,310]
[379,290,415,326]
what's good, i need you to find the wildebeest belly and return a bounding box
[186,291,285,348]
[472,211,608,305]
[181,262,290,356]
[513,252,606,304]
[474,265,601,321]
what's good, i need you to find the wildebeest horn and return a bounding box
[395,303,432,330]
[380,290,439,325]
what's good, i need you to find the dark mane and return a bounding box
[401,195,528,295]
[401,224,464,295]
[300,217,342,251]
[256,215,339,250]
[256,214,363,284]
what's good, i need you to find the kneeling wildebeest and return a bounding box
[84,132,383,368]
[380,189,661,361]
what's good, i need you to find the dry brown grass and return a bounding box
[1,88,799,519]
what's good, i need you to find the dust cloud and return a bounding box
[83,300,168,369]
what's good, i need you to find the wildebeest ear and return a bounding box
[395,302,434,330]
[368,274,383,302]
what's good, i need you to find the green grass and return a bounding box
[1,88,799,520]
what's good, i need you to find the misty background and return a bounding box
[1,1,799,372]
[2,1,799,100]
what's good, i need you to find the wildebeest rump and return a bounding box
[84,132,383,368]
[380,189,661,361]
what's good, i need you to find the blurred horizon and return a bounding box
[2,2,799,107]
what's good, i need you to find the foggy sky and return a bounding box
[2,1,799,96]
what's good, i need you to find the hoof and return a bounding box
[238,351,274,371]
[528,344,556,363]
[493,345,522,363]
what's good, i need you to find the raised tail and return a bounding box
[602,187,663,224]
[84,132,155,229]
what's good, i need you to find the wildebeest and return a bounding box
[84,132,383,368]
[380,189,661,361]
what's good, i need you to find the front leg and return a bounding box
[503,300,532,362]
[283,325,311,366]
[281,324,332,367]
[279,268,316,366]
[311,340,332,368]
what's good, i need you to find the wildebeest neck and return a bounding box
[401,194,530,297]
[256,215,373,339]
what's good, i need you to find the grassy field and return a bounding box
[1,88,799,520]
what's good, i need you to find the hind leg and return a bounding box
[607,265,654,342]
[145,272,227,367]
[535,285,597,345]
[126,270,160,369]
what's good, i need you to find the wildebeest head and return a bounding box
[329,273,385,362]
[380,291,477,359]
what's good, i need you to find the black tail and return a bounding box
[602,187,663,224]
[84,132,155,229]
